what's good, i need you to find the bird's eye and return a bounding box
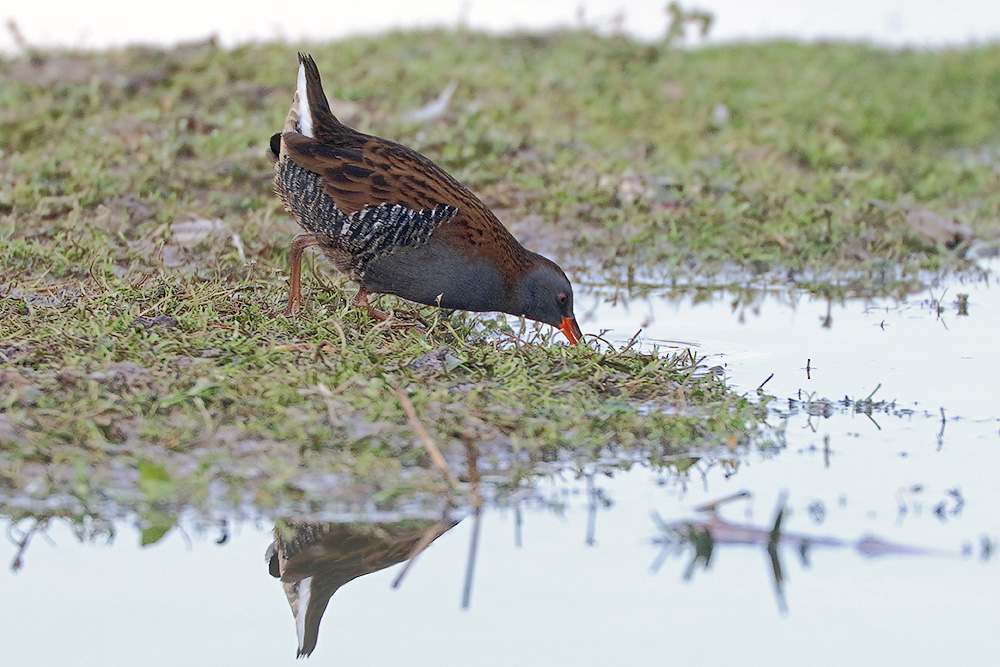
[557,293,568,306]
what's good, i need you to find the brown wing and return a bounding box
[281,131,530,271]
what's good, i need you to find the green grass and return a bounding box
[3,33,999,277]
[0,271,765,515]
[3,30,999,515]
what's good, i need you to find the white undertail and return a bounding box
[295,577,312,652]
[296,63,314,138]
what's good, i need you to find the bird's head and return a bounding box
[510,257,582,345]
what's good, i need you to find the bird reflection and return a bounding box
[266,517,458,657]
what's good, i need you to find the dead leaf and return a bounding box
[403,82,458,123]
[906,208,971,248]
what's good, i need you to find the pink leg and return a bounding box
[282,233,320,315]
[351,287,390,322]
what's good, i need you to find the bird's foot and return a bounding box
[367,305,391,322]
[351,288,390,322]
[281,299,300,317]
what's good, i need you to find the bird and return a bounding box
[266,518,458,657]
[269,53,583,345]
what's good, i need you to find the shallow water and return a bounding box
[1,452,995,665]
[583,268,998,418]
[3,268,998,665]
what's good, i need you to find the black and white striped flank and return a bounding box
[277,157,458,275]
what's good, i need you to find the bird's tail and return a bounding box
[282,53,343,139]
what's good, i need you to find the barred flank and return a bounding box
[277,158,458,277]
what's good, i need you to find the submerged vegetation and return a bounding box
[2,30,999,514]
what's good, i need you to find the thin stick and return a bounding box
[462,436,483,510]
[623,328,642,352]
[461,506,482,609]
[693,490,751,514]
[8,518,45,572]
[395,389,461,491]
[585,473,597,546]
[392,518,453,589]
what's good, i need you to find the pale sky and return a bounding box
[3,0,1000,53]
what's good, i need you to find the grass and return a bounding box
[0,274,765,517]
[3,30,999,516]
[3,33,999,277]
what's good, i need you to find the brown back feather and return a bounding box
[283,54,537,278]
[282,130,533,276]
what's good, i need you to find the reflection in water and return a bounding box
[1,275,997,663]
[265,434,483,657]
[649,489,952,614]
[266,517,458,657]
[580,266,997,421]
[7,517,45,572]
[1,436,995,665]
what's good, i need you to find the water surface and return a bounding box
[3,269,997,665]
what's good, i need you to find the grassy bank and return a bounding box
[3,32,999,277]
[2,31,998,514]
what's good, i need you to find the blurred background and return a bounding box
[3,0,1000,52]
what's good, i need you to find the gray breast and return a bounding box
[362,242,507,312]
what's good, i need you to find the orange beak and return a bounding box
[559,316,583,345]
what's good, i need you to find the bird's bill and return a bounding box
[560,317,583,345]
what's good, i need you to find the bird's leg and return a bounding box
[351,287,390,322]
[283,233,321,315]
